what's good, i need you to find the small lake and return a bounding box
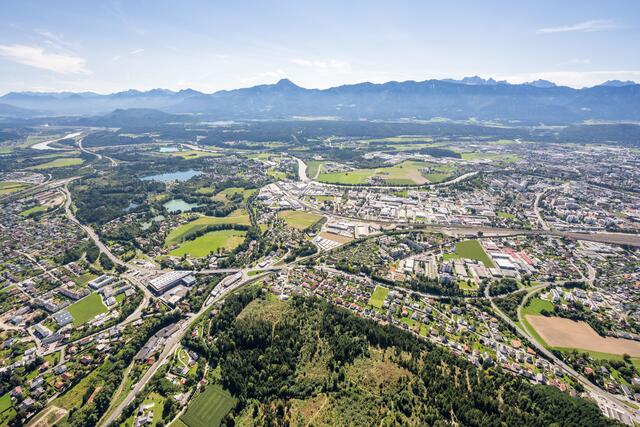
[159,146,180,153]
[140,169,202,182]
[163,199,201,213]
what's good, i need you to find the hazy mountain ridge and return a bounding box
[1,77,639,123]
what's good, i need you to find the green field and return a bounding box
[0,393,12,414]
[169,229,247,257]
[0,181,30,195]
[306,160,324,178]
[19,204,48,217]
[278,210,323,230]
[519,297,556,348]
[165,215,251,245]
[213,187,255,203]
[443,240,495,268]
[180,385,237,427]
[67,292,108,325]
[497,211,516,220]
[318,160,454,185]
[28,157,84,170]
[368,285,389,309]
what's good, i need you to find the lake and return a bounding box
[163,199,201,213]
[141,169,202,182]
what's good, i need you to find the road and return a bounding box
[99,270,274,426]
[488,283,638,424]
[31,131,83,150]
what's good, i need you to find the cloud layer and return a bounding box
[0,44,87,74]
[537,19,620,34]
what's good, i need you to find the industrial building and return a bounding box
[148,271,196,294]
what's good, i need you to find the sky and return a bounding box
[0,0,639,94]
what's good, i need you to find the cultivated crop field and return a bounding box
[67,292,108,325]
[169,229,247,257]
[443,240,495,268]
[180,385,237,427]
[527,315,640,356]
[28,157,84,170]
[278,210,324,230]
[0,181,30,195]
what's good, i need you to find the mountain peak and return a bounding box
[442,76,508,86]
[275,78,299,88]
[599,80,637,87]
[525,79,557,88]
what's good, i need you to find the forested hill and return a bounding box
[183,289,616,426]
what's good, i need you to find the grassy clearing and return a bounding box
[67,292,108,325]
[306,160,324,178]
[443,240,495,268]
[0,393,12,413]
[213,187,255,203]
[180,385,237,427]
[278,210,323,230]
[19,205,48,217]
[267,169,286,180]
[169,229,247,257]
[0,181,30,195]
[522,298,554,316]
[318,160,453,185]
[497,211,516,219]
[162,150,221,159]
[28,157,84,170]
[368,286,389,309]
[165,215,251,245]
[53,369,100,410]
[553,348,640,370]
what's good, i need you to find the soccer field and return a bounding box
[180,385,237,427]
[67,292,108,325]
[368,285,389,309]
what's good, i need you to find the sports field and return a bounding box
[318,160,437,185]
[67,292,108,325]
[29,157,84,170]
[368,285,389,308]
[180,385,237,427]
[169,229,247,257]
[278,210,323,230]
[443,240,495,268]
[165,214,251,245]
[526,315,640,356]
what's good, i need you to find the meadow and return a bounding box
[0,181,30,195]
[318,160,453,185]
[67,292,108,325]
[278,210,324,230]
[368,285,389,309]
[443,240,495,268]
[28,157,84,170]
[169,229,247,257]
[165,214,251,245]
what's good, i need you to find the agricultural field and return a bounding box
[443,240,495,268]
[165,214,251,245]
[278,210,323,230]
[318,160,453,185]
[180,385,236,427]
[526,315,640,357]
[28,157,84,170]
[67,292,108,325]
[368,285,389,308]
[169,229,247,257]
[0,181,30,195]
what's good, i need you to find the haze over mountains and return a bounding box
[1,76,639,124]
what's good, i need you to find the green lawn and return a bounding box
[213,187,255,203]
[67,292,108,325]
[0,181,30,195]
[318,160,441,185]
[278,210,324,230]
[165,215,251,245]
[169,229,247,257]
[368,286,389,309]
[522,297,554,317]
[497,211,516,220]
[19,204,48,217]
[0,393,12,413]
[28,157,84,170]
[180,385,237,427]
[443,240,495,268]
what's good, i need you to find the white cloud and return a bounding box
[537,19,620,34]
[112,55,121,62]
[290,58,351,73]
[130,48,144,55]
[0,44,87,74]
[240,69,287,85]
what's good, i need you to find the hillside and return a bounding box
[181,289,615,426]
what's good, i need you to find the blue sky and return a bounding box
[0,0,639,93]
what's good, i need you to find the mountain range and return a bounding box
[1,77,639,124]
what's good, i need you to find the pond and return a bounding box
[163,199,201,213]
[140,169,202,182]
